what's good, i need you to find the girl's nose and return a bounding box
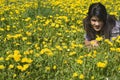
[95,21,99,26]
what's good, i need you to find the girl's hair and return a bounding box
[83,2,116,40]
[88,2,107,23]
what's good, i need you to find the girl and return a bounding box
[83,2,120,47]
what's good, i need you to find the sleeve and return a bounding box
[111,21,120,38]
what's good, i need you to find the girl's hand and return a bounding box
[90,40,99,47]
[85,40,99,48]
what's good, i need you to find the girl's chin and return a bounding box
[94,28,101,31]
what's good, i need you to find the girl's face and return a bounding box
[90,16,104,31]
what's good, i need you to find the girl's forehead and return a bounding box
[91,16,99,20]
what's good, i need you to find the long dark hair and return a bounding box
[83,2,116,40]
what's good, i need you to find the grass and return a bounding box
[0,0,120,80]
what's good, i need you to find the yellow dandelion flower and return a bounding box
[17,64,30,71]
[79,56,84,59]
[45,66,50,71]
[12,25,16,28]
[10,11,13,15]
[24,51,29,55]
[7,34,13,39]
[37,27,42,31]
[51,23,56,27]
[22,37,27,41]
[87,53,92,57]
[62,45,67,49]
[115,48,120,52]
[1,17,5,21]
[13,74,17,78]
[44,20,50,26]
[27,42,32,44]
[0,28,4,31]
[40,48,53,56]
[53,65,57,70]
[13,34,22,39]
[26,31,32,36]
[55,45,63,51]
[35,43,40,50]
[116,38,120,43]
[78,44,83,48]
[0,65,5,69]
[13,50,21,62]
[6,25,10,31]
[9,0,17,2]
[25,17,31,22]
[110,47,116,52]
[21,57,33,63]
[14,50,19,54]
[91,76,95,80]
[97,62,107,68]
[56,32,62,36]
[63,60,68,64]
[79,74,84,79]
[69,51,76,56]
[111,37,116,41]
[0,57,4,61]
[8,64,14,69]
[55,24,59,28]
[15,10,19,14]
[5,54,13,61]
[13,54,21,62]
[71,42,77,49]
[26,24,32,28]
[96,35,103,41]
[35,53,40,57]
[72,72,78,78]
[29,50,33,54]
[22,64,30,71]
[17,65,22,70]
[76,59,83,64]
[104,39,113,46]
[118,67,120,71]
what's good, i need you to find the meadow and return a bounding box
[0,0,120,80]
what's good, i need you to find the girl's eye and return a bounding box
[91,19,96,22]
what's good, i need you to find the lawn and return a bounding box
[0,0,120,80]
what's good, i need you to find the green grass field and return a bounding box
[0,0,120,80]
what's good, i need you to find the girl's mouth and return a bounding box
[93,26,101,31]
[95,26,100,29]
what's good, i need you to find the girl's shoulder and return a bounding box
[111,20,120,37]
[115,20,120,28]
[112,20,120,31]
[107,14,120,38]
